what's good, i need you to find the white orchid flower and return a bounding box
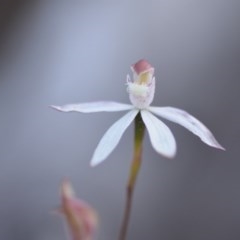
[51,59,224,166]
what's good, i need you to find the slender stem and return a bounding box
[118,113,145,240]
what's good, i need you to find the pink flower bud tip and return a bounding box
[131,59,154,75]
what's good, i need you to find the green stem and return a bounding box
[118,113,145,240]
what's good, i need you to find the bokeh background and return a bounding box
[0,1,239,239]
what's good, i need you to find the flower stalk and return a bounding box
[118,113,145,240]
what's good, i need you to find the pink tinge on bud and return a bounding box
[131,59,154,75]
[127,59,156,109]
[59,179,98,240]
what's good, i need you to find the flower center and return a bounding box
[126,71,155,109]
[127,82,148,98]
[137,72,151,84]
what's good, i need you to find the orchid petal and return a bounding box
[141,110,176,158]
[91,109,139,166]
[51,101,134,113]
[149,107,225,150]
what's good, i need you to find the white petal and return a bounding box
[141,110,176,158]
[50,101,134,113]
[149,107,225,150]
[91,109,139,166]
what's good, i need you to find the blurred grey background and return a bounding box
[0,0,239,239]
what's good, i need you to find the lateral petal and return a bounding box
[141,110,176,158]
[51,101,134,113]
[149,106,225,150]
[91,109,139,166]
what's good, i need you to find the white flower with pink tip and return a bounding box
[51,59,224,166]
